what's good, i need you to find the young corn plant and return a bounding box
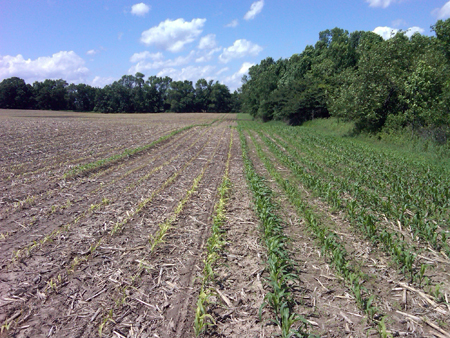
[193,289,215,336]
[243,127,380,324]
[193,132,233,336]
[64,124,199,178]
[150,129,225,253]
[239,128,310,338]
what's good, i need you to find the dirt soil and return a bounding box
[2,110,449,338]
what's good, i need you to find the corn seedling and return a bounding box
[239,128,309,337]
[193,290,215,336]
[194,131,233,336]
[98,309,115,336]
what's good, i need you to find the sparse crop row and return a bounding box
[3,127,223,335]
[10,197,110,264]
[194,130,233,336]
[95,129,227,336]
[239,128,310,338]
[63,124,196,178]
[110,130,215,235]
[1,126,199,217]
[7,126,214,263]
[149,127,227,252]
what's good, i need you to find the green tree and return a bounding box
[146,76,172,112]
[66,83,97,111]
[194,78,213,112]
[0,77,34,109]
[209,81,232,112]
[433,18,450,61]
[167,80,195,112]
[33,79,68,110]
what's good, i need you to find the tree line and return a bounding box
[241,18,450,140]
[0,73,240,113]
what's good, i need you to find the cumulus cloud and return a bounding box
[366,0,396,8]
[198,34,217,50]
[405,26,425,37]
[131,3,151,16]
[195,48,221,63]
[226,19,239,28]
[0,51,89,83]
[140,18,206,53]
[130,51,164,63]
[373,26,424,40]
[219,39,263,63]
[244,0,264,20]
[128,51,196,74]
[222,62,254,91]
[373,26,399,39]
[91,76,116,88]
[433,1,450,19]
[157,65,217,82]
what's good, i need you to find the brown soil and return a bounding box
[2,110,448,338]
[203,130,276,338]
[0,111,237,338]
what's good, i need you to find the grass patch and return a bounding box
[302,117,450,166]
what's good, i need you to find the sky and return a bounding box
[1,0,450,91]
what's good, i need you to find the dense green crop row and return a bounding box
[239,128,312,338]
[240,119,449,304]
[266,125,450,254]
[243,128,378,322]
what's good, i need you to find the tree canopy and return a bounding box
[240,18,450,140]
[0,74,239,113]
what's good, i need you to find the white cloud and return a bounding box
[222,62,254,91]
[0,51,89,84]
[405,26,425,37]
[131,3,151,16]
[157,65,217,82]
[366,0,396,8]
[128,51,196,74]
[226,19,239,28]
[140,18,206,53]
[130,51,164,63]
[373,26,399,39]
[216,67,229,76]
[373,26,424,40]
[91,76,116,88]
[86,47,105,56]
[195,48,221,63]
[433,1,450,20]
[219,39,263,63]
[244,0,264,20]
[198,34,217,50]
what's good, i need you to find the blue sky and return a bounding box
[1,0,449,90]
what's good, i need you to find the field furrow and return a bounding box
[0,126,216,262]
[2,110,450,338]
[0,117,232,338]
